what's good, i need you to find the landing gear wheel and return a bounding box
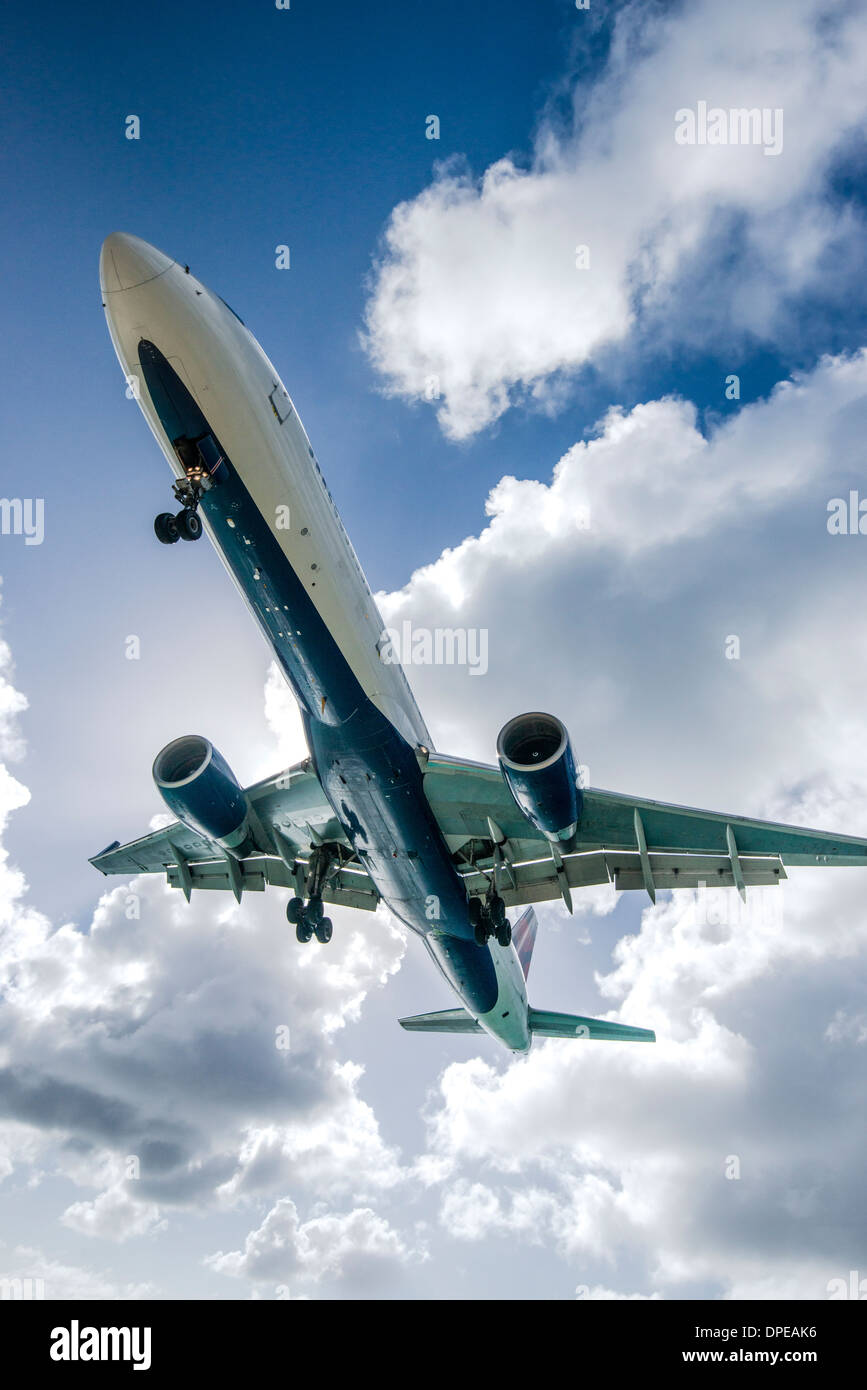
[296,918,314,943]
[314,917,333,944]
[176,507,202,541]
[490,895,507,929]
[154,512,179,545]
[495,921,512,948]
[474,922,489,947]
[306,895,324,923]
[286,897,304,925]
[468,898,483,929]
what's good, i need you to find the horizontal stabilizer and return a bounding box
[529,1009,655,1043]
[398,1008,483,1034]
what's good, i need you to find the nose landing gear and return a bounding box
[154,435,223,544]
[155,506,202,544]
[176,507,202,541]
[154,512,180,545]
[154,478,204,546]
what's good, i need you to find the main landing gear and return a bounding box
[287,894,332,944]
[287,843,337,945]
[469,891,511,948]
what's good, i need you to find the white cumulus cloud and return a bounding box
[364,0,867,437]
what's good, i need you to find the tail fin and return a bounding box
[528,1009,655,1043]
[512,906,539,979]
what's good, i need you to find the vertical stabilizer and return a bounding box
[512,906,538,979]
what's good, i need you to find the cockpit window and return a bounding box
[217,294,245,326]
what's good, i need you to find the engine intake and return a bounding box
[497,712,582,843]
[153,734,251,855]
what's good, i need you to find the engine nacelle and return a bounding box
[497,712,582,843]
[153,735,252,856]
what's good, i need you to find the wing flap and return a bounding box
[607,851,786,892]
[459,850,611,907]
[162,854,378,911]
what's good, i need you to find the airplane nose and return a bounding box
[100,232,174,294]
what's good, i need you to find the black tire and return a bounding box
[491,895,507,928]
[468,898,483,929]
[286,897,304,925]
[296,919,314,943]
[496,921,512,948]
[474,923,488,948]
[314,917,333,944]
[176,507,202,541]
[154,512,179,544]
[306,895,324,923]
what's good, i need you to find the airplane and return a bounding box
[91,232,867,1055]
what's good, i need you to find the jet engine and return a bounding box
[496,712,582,843]
[153,734,252,856]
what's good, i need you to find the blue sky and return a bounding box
[1,0,867,1301]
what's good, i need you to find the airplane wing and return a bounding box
[90,759,380,912]
[91,749,867,917]
[422,753,867,909]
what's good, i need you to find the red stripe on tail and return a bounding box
[512,906,538,980]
